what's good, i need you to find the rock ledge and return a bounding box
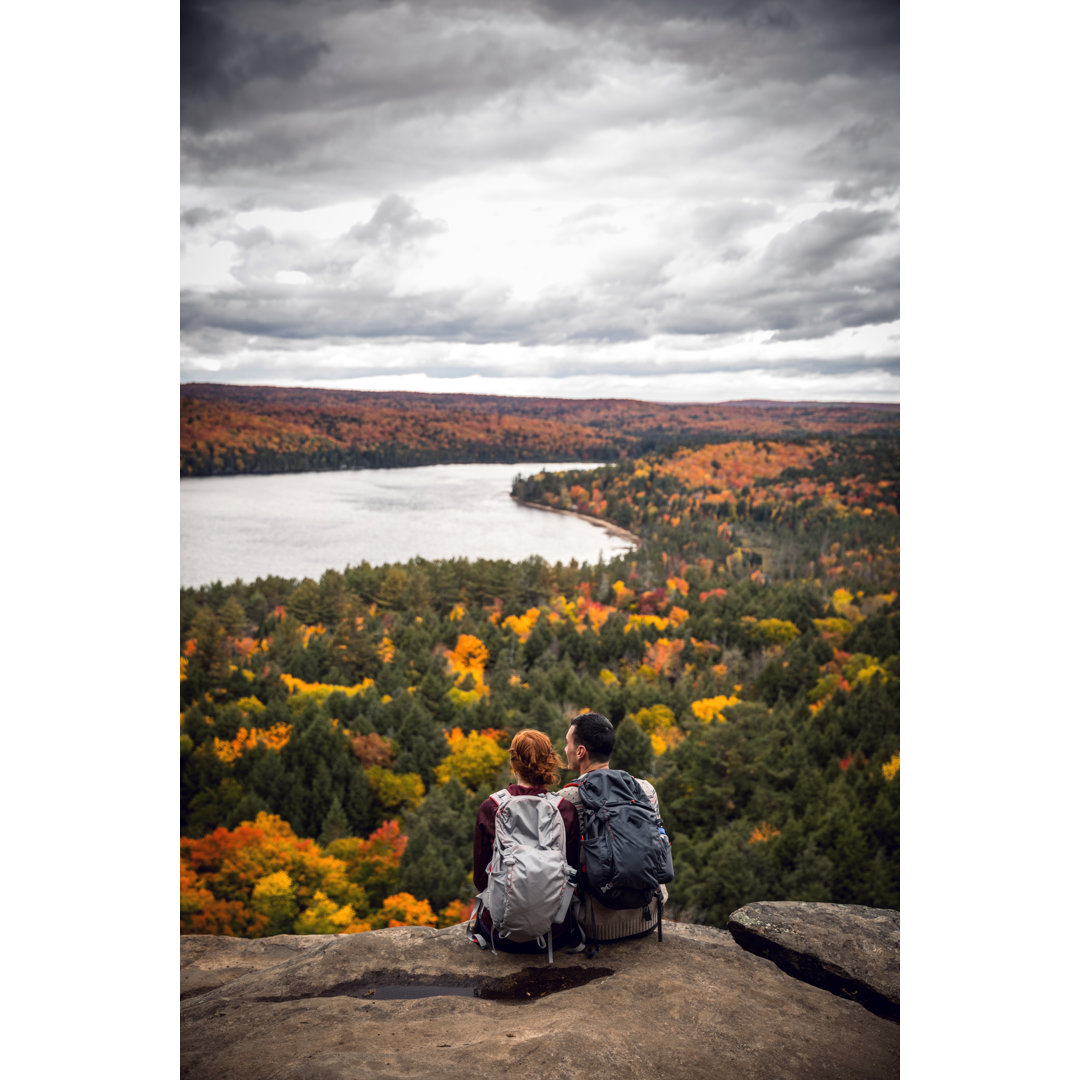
[181,909,899,1080]
[727,901,899,1020]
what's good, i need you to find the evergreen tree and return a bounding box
[219,595,248,637]
[319,795,351,846]
[398,778,476,910]
[226,791,270,829]
[289,579,322,625]
[186,607,228,700]
[610,717,654,778]
[390,699,449,789]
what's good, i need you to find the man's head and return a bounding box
[565,711,615,776]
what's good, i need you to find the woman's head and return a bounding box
[509,729,565,787]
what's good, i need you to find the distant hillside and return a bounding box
[180,383,899,477]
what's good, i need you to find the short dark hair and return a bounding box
[570,711,615,762]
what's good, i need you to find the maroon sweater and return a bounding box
[472,784,580,940]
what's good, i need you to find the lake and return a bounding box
[180,462,636,589]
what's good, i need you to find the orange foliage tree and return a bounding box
[181,814,426,938]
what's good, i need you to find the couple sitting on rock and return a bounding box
[470,711,673,958]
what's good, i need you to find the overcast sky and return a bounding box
[180,0,899,403]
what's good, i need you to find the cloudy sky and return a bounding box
[180,0,899,403]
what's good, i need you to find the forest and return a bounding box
[181,382,899,476]
[181,428,899,938]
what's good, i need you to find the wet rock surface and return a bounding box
[181,912,899,1080]
[727,902,900,1020]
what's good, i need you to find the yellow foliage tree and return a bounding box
[280,673,374,707]
[667,605,690,627]
[374,892,438,928]
[832,588,859,618]
[502,608,541,642]
[628,704,684,756]
[212,722,292,763]
[813,616,853,640]
[434,727,508,791]
[365,766,425,815]
[690,695,740,723]
[842,653,889,685]
[251,869,298,933]
[447,634,490,691]
[628,704,676,734]
[747,618,801,646]
[293,889,372,934]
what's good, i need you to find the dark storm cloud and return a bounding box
[181,0,330,132]
[812,120,899,203]
[180,0,582,189]
[180,0,898,192]
[763,208,896,278]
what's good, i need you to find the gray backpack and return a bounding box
[472,789,576,963]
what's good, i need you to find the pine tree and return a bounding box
[398,778,475,910]
[319,795,351,846]
[289,579,322,625]
[219,595,248,637]
[610,716,655,778]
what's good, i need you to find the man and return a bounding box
[557,710,670,944]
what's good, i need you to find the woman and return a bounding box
[470,729,582,952]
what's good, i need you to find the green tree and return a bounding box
[610,716,655,778]
[289,579,322,625]
[186,607,228,700]
[390,700,449,789]
[319,794,351,846]
[398,778,476,911]
[220,595,248,637]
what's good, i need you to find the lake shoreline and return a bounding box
[513,498,641,547]
[182,462,638,587]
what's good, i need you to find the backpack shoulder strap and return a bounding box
[539,790,569,856]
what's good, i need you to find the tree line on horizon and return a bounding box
[180,383,899,477]
[181,432,899,937]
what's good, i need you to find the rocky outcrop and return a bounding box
[181,909,899,1080]
[727,902,900,1020]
